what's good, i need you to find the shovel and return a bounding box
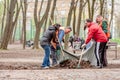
[77,48,85,68]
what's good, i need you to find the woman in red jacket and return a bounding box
[82,19,107,68]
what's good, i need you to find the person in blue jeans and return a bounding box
[40,24,61,69]
[50,26,72,66]
[50,45,58,65]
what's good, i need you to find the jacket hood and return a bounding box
[48,26,55,30]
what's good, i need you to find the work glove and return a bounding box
[81,43,86,48]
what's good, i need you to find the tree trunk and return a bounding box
[1,0,6,39]
[64,0,75,49]
[109,0,114,27]
[33,26,41,49]
[0,0,17,49]
[87,0,91,19]
[20,26,24,43]
[72,0,78,35]
[11,23,17,43]
[87,0,96,20]
[33,0,52,49]
[44,0,57,32]
[76,0,84,35]
[43,18,47,32]
[91,0,96,20]
[33,0,39,49]
[99,0,104,16]
[22,0,28,49]
[49,0,57,25]
[10,1,21,44]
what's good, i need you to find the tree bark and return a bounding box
[49,0,57,25]
[76,0,84,35]
[0,0,17,49]
[99,0,104,16]
[109,0,114,27]
[12,22,17,43]
[91,0,96,20]
[33,0,52,49]
[87,0,96,20]
[73,0,78,35]
[44,0,57,32]
[10,1,21,44]
[1,0,6,39]
[43,18,47,32]
[64,0,75,49]
[21,0,28,49]
[87,0,91,19]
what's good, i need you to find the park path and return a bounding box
[0,69,120,80]
[0,44,120,80]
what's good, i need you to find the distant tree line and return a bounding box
[0,0,114,49]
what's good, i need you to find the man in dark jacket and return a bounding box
[40,24,60,69]
[82,19,107,68]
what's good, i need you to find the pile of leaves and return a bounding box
[59,59,92,69]
[0,60,92,70]
[80,60,92,68]
[59,59,78,69]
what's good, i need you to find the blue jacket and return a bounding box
[58,30,65,43]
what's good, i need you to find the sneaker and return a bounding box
[52,64,59,67]
[103,64,107,67]
[100,64,103,68]
[95,63,103,69]
[94,66,101,69]
[42,66,49,69]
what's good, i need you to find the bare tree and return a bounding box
[33,0,43,49]
[43,0,57,32]
[49,0,57,25]
[0,0,19,49]
[12,23,17,43]
[33,0,52,49]
[9,1,22,44]
[21,0,28,49]
[1,0,6,39]
[87,0,96,20]
[64,0,75,49]
[91,0,96,20]
[73,0,78,35]
[109,0,114,27]
[76,0,87,35]
[99,0,104,16]
[87,0,90,18]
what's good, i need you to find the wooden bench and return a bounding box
[107,42,118,59]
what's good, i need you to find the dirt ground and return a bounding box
[0,44,120,80]
[0,43,120,70]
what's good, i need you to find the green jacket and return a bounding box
[102,21,108,33]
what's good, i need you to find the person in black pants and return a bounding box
[82,19,108,68]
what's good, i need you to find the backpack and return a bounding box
[102,21,111,39]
